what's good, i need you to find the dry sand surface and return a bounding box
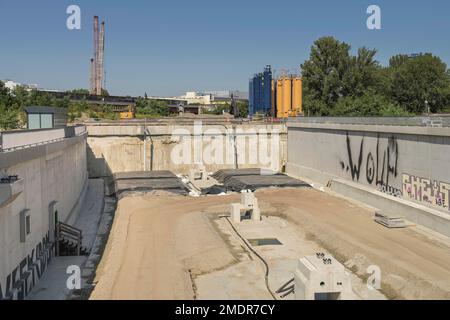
[90,188,450,300]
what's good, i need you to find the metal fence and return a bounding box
[288,116,450,127]
[0,125,86,152]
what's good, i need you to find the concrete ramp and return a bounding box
[113,171,188,197]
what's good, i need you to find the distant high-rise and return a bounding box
[90,16,105,95]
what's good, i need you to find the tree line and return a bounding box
[301,37,450,116]
[2,36,450,129]
[0,85,117,130]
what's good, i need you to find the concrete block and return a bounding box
[241,192,255,209]
[252,198,261,222]
[189,169,197,182]
[374,211,407,228]
[231,191,261,223]
[294,253,352,300]
[230,203,242,223]
[189,167,208,182]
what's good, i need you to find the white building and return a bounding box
[180,92,212,105]
[204,90,248,100]
[2,80,38,92]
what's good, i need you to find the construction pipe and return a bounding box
[224,216,276,300]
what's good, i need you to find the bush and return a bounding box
[331,92,409,117]
[0,105,20,130]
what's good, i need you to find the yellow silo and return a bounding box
[292,77,303,116]
[282,77,292,118]
[276,79,284,118]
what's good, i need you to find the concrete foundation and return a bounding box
[230,191,261,223]
[294,254,352,300]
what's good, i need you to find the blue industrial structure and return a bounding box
[248,65,272,117]
[249,78,254,116]
[262,65,272,113]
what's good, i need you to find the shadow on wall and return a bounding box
[87,144,113,179]
[87,144,115,195]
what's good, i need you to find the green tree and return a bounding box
[301,37,352,115]
[332,90,409,116]
[27,89,55,106]
[0,81,21,130]
[389,54,450,113]
[0,106,20,130]
[344,47,381,97]
[389,54,410,69]
[237,101,248,118]
[136,98,170,116]
[67,88,90,95]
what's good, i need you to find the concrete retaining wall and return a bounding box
[86,123,287,177]
[286,122,450,235]
[0,133,88,300]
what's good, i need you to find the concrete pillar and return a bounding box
[200,168,208,181]
[230,203,242,223]
[189,169,197,182]
[252,198,261,222]
[241,191,255,209]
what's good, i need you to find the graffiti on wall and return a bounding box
[403,174,450,211]
[0,232,54,300]
[339,132,402,197]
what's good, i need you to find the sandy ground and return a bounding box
[90,188,450,300]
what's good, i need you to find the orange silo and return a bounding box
[276,79,284,118]
[292,77,303,116]
[282,77,292,118]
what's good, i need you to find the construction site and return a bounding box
[1,12,450,303]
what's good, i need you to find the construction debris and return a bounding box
[209,168,311,192]
[112,171,189,198]
[373,211,407,229]
[189,166,208,183]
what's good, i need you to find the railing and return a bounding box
[0,125,86,152]
[56,221,82,256]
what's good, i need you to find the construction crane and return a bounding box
[90,16,105,96]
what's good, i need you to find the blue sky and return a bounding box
[1,0,449,97]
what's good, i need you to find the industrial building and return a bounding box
[275,75,303,118]
[24,106,67,129]
[2,80,38,92]
[249,66,273,117]
[249,66,303,118]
